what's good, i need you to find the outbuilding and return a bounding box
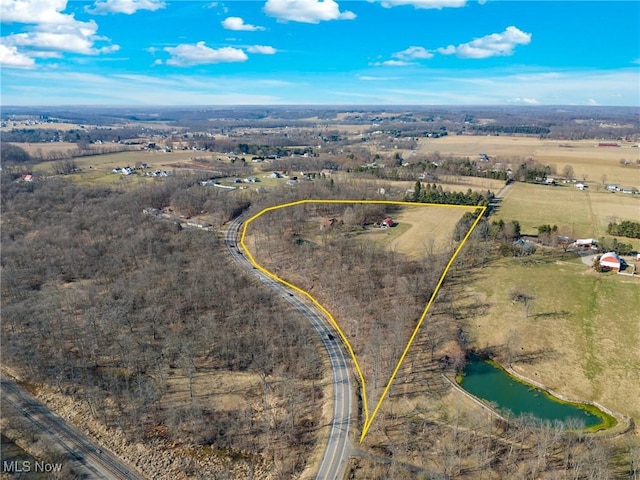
[599,252,626,272]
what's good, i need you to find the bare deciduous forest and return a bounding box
[244,202,451,415]
[0,174,327,478]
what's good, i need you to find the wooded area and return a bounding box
[0,173,325,478]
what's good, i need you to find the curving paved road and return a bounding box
[1,373,143,479]
[225,215,353,480]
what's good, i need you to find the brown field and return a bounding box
[417,136,640,188]
[17,141,83,155]
[332,174,506,198]
[1,122,83,131]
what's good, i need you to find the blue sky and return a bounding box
[1,0,639,105]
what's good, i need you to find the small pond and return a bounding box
[459,356,612,429]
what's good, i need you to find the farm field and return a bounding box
[494,182,640,247]
[16,141,80,154]
[30,149,194,173]
[332,174,506,197]
[417,136,640,187]
[457,254,640,423]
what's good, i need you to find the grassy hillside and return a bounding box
[458,253,640,422]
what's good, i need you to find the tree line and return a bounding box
[607,220,640,239]
[408,181,494,206]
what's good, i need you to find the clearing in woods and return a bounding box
[240,199,486,441]
[357,206,464,260]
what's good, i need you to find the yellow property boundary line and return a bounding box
[239,199,487,442]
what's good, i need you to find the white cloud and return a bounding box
[438,26,531,59]
[0,0,119,67]
[1,0,73,25]
[393,45,433,60]
[222,17,265,31]
[0,44,36,67]
[509,97,539,105]
[247,45,277,54]
[163,42,248,66]
[1,70,284,104]
[264,0,356,23]
[375,0,466,8]
[86,0,165,15]
[3,66,638,106]
[3,22,119,56]
[372,59,413,67]
[358,75,401,81]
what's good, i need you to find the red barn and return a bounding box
[599,252,626,271]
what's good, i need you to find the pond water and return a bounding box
[459,356,605,428]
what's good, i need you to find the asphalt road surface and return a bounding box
[226,215,353,480]
[1,373,143,479]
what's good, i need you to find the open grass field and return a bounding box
[1,122,83,132]
[17,141,80,153]
[29,149,221,186]
[376,206,467,259]
[417,136,640,188]
[30,149,194,173]
[458,254,640,423]
[494,182,640,248]
[332,174,506,198]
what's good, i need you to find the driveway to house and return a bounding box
[225,214,353,480]
[579,252,597,267]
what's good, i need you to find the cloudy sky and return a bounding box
[1,0,638,106]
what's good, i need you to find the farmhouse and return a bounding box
[599,252,627,272]
[373,218,395,229]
